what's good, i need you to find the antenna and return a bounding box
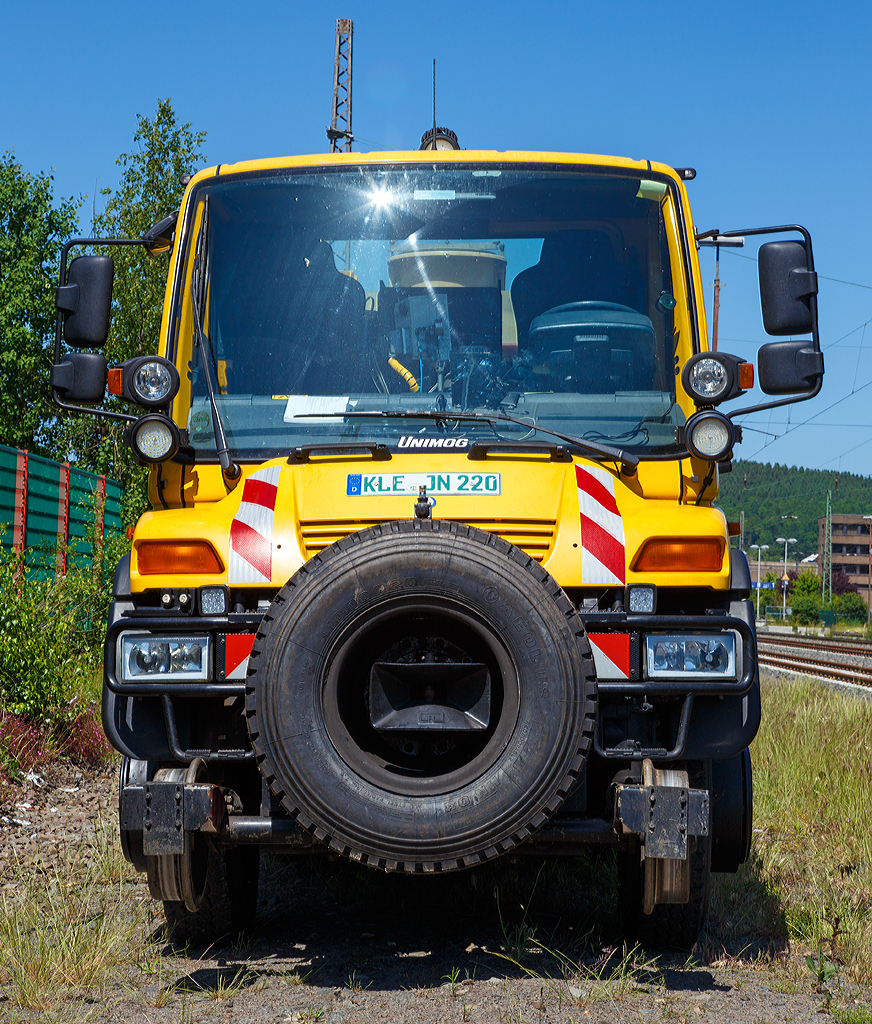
[327,19,353,153]
[419,58,460,151]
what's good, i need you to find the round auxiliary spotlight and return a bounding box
[684,409,735,462]
[129,413,180,463]
[124,356,180,408]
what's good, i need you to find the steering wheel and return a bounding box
[542,301,638,315]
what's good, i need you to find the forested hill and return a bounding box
[715,461,872,560]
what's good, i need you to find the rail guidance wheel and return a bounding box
[618,760,712,949]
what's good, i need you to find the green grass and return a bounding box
[706,675,872,984]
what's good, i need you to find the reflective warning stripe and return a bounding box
[588,633,630,680]
[224,633,257,680]
[228,466,281,584]
[576,464,625,585]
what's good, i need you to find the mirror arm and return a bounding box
[52,237,147,422]
[727,373,822,421]
[715,224,822,420]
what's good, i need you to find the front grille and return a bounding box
[298,518,557,562]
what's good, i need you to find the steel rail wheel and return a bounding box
[618,760,712,950]
[245,519,597,872]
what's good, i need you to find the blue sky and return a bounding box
[3,0,871,476]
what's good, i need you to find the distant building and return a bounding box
[818,513,872,607]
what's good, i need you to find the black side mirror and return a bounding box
[50,352,108,403]
[56,255,114,347]
[757,339,824,395]
[758,240,817,336]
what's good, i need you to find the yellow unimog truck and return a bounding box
[50,136,823,948]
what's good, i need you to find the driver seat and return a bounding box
[511,229,636,346]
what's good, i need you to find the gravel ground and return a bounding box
[2,762,871,1024]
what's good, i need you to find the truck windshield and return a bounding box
[179,165,687,460]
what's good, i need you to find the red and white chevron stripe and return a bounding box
[576,464,625,585]
[588,633,630,680]
[224,633,257,679]
[228,465,281,584]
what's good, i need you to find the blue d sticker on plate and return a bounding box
[346,474,363,496]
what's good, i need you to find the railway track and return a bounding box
[756,631,872,689]
[757,630,872,659]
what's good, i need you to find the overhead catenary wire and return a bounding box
[722,248,872,291]
[745,376,872,460]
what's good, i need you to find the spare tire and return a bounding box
[245,519,596,872]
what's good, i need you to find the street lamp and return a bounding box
[750,543,769,620]
[776,537,797,617]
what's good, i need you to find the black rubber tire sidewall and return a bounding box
[245,520,597,871]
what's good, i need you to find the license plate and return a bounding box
[347,472,501,496]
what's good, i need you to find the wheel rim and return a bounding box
[320,597,521,796]
[641,759,690,912]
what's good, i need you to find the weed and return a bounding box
[208,963,259,999]
[0,711,57,785]
[53,702,114,766]
[178,995,195,1024]
[832,1006,872,1024]
[296,1008,325,1022]
[442,965,461,996]
[805,914,844,1007]
[494,864,545,961]
[0,516,127,723]
[280,967,312,985]
[806,948,839,1000]
[347,969,371,991]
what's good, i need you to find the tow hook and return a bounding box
[414,485,432,519]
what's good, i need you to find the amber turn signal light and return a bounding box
[738,362,754,390]
[137,540,224,575]
[632,537,725,572]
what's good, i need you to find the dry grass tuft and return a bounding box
[0,821,147,1020]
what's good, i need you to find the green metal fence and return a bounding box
[0,445,123,577]
[819,609,867,627]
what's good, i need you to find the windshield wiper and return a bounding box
[190,196,241,485]
[293,409,640,469]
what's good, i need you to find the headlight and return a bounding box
[646,633,736,679]
[684,410,735,461]
[133,360,176,405]
[687,357,728,400]
[120,635,210,681]
[110,355,180,408]
[127,413,180,463]
[681,352,752,407]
